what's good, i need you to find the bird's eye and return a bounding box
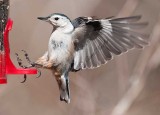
[54,17,59,21]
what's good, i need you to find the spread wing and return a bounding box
[71,16,149,70]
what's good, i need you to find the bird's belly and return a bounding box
[49,43,74,66]
[53,48,71,62]
[48,31,74,66]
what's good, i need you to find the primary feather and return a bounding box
[72,16,148,70]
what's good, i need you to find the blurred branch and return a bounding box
[111,14,160,115]
[115,0,141,97]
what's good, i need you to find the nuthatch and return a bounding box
[35,13,148,103]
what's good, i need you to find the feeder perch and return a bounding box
[0,19,37,84]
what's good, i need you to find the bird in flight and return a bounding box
[35,13,148,103]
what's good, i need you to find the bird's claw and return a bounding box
[36,68,41,78]
[15,50,42,83]
[21,74,27,83]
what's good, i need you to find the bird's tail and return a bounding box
[55,73,70,103]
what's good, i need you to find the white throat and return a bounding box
[58,22,74,34]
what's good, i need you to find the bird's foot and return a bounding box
[15,50,42,83]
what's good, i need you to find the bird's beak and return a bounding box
[37,16,56,26]
[37,16,50,21]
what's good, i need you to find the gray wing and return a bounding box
[72,16,149,70]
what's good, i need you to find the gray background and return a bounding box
[0,0,160,115]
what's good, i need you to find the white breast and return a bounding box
[48,30,74,64]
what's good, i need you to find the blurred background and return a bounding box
[0,0,160,115]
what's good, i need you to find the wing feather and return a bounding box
[72,16,149,70]
[110,15,141,23]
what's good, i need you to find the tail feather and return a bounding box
[59,78,70,103]
[57,74,70,103]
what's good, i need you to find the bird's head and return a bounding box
[38,13,71,28]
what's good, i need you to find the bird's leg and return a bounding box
[35,58,48,68]
[34,51,48,67]
[42,59,54,69]
[21,50,42,78]
[22,50,40,68]
[35,51,54,69]
[15,51,42,82]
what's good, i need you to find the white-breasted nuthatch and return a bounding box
[35,13,149,103]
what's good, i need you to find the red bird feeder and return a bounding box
[0,19,37,84]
